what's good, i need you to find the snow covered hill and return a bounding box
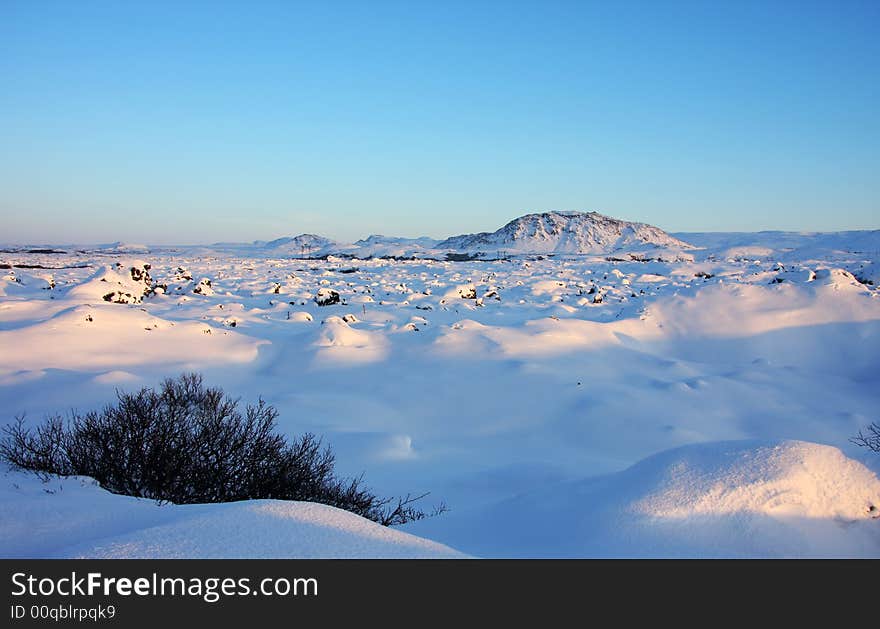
[0,472,467,559]
[405,440,880,558]
[438,211,694,255]
[347,235,440,258]
[213,233,442,259]
[261,234,338,257]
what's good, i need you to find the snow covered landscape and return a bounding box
[1,210,878,558]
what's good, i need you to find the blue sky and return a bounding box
[1,1,878,244]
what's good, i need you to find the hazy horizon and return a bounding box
[2,207,879,249]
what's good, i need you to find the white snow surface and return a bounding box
[0,472,465,559]
[405,440,880,558]
[1,217,879,558]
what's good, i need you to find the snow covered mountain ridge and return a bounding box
[438,211,694,254]
[251,211,694,258]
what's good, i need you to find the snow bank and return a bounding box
[406,440,880,558]
[311,315,390,366]
[4,441,876,558]
[0,472,466,559]
[67,261,155,304]
[0,305,265,373]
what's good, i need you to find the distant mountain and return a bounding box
[229,212,692,258]
[353,235,438,248]
[675,230,880,255]
[262,234,337,255]
[438,211,693,254]
[84,242,151,254]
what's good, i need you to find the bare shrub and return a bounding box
[852,422,880,453]
[0,373,444,526]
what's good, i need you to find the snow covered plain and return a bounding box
[1,225,879,558]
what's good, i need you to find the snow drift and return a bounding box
[0,472,466,559]
[4,440,876,558]
[406,440,880,558]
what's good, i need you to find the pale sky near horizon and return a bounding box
[1,1,878,244]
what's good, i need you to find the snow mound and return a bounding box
[0,305,264,372]
[0,270,24,297]
[312,315,389,365]
[630,440,879,523]
[288,311,314,323]
[0,472,466,559]
[192,278,215,296]
[407,440,880,558]
[441,283,477,301]
[850,261,878,286]
[67,262,155,304]
[813,267,865,291]
[317,316,374,348]
[314,287,341,306]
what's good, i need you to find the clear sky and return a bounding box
[1,1,878,244]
